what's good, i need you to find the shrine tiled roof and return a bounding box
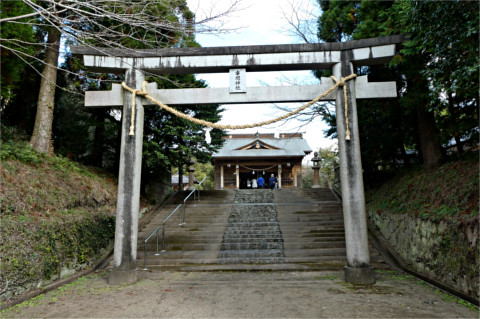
[213,135,312,158]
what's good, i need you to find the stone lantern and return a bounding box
[311,152,321,188]
[188,157,196,190]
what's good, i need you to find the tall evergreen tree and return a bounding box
[316,0,478,171]
[0,1,36,103]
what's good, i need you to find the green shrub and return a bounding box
[0,141,45,165]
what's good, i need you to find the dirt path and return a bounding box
[2,269,477,318]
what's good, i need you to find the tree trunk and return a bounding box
[29,28,61,155]
[416,104,443,169]
[447,92,464,153]
[178,165,184,191]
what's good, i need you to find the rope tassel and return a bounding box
[122,81,149,136]
[121,74,356,139]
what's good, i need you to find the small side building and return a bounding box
[213,133,312,189]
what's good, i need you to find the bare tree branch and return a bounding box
[0,11,40,23]
[279,0,320,44]
[1,0,244,82]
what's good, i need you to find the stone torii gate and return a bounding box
[72,35,405,285]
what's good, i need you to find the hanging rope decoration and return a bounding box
[330,76,352,141]
[240,164,279,171]
[121,73,356,140]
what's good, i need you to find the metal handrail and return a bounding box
[142,177,208,270]
[197,176,207,202]
[182,188,196,224]
[143,203,182,270]
[181,176,207,224]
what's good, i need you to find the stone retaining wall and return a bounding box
[0,214,115,302]
[368,210,479,300]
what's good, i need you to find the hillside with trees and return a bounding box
[285,0,478,176]
[0,0,237,195]
[322,0,477,173]
[0,134,119,301]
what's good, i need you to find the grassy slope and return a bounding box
[366,154,479,222]
[1,142,117,218]
[0,141,118,301]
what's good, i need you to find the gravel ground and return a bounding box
[1,269,478,318]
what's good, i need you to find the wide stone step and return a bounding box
[282,238,345,244]
[224,230,282,236]
[299,230,345,236]
[223,235,284,241]
[218,249,284,258]
[280,224,345,230]
[283,256,346,263]
[280,221,345,226]
[221,242,284,250]
[287,244,346,251]
[284,247,346,257]
[278,214,344,220]
[138,255,349,266]
[226,221,282,227]
[138,250,218,258]
[218,257,286,264]
[228,217,279,223]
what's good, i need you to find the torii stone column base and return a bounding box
[109,269,138,285]
[344,266,376,285]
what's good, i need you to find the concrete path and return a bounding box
[2,269,477,318]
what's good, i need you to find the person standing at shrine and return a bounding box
[269,174,278,189]
[252,178,257,189]
[257,175,265,189]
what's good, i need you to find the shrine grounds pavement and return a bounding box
[2,268,478,318]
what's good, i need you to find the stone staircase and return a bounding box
[136,189,387,270]
[136,190,235,269]
[275,188,350,266]
[218,190,285,264]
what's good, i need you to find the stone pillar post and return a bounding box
[277,164,282,189]
[312,168,320,188]
[293,167,298,188]
[312,152,321,189]
[333,61,375,285]
[220,165,224,190]
[110,68,145,285]
[235,165,240,189]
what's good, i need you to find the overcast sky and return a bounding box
[187,0,337,160]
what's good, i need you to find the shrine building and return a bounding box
[213,133,312,190]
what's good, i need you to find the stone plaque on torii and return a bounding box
[72,34,405,285]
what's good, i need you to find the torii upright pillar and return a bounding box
[334,57,374,284]
[109,68,145,285]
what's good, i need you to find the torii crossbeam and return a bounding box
[72,34,405,285]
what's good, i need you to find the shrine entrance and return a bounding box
[72,34,405,285]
